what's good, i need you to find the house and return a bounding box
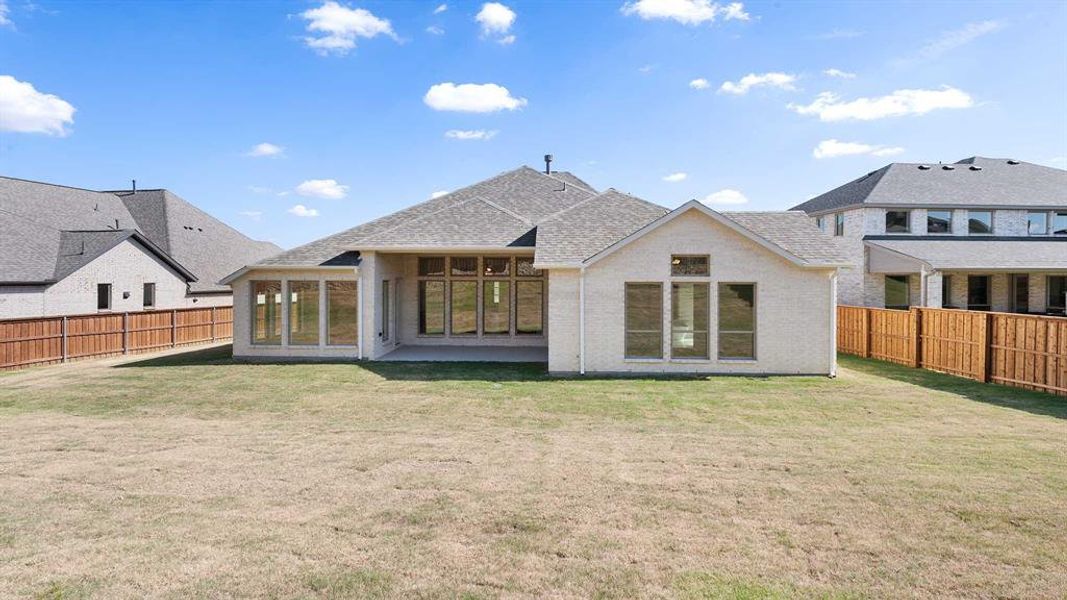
[222,161,848,375]
[792,157,1067,315]
[0,176,280,319]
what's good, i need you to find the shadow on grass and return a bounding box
[838,354,1066,419]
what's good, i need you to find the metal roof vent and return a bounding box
[917,165,931,170]
[969,165,983,171]
[1007,159,1020,165]
[942,165,955,170]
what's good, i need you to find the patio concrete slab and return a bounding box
[378,345,547,363]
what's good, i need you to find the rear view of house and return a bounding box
[223,162,847,375]
[0,176,280,319]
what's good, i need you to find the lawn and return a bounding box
[0,347,1064,599]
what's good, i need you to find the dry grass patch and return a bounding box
[0,346,1064,598]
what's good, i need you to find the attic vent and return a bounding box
[1007,159,1020,165]
[917,165,931,170]
[942,165,955,171]
[969,165,983,171]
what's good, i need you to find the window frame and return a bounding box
[1054,212,1067,236]
[326,280,359,347]
[884,275,910,310]
[624,282,664,360]
[670,255,710,277]
[717,282,757,361]
[142,282,155,309]
[1047,276,1066,315]
[967,275,991,311]
[96,283,112,311]
[449,280,478,336]
[481,279,511,335]
[286,280,321,346]
[418,279,447,336]
[1027,211,1049,236]
[515,280,544,335]
[926,210,953,234]
[967,210,994,235]
[833,213,845,237]
[670,282,710,360]
[941,275,953,308]
[885,210,910,234]
[250,280,283,346]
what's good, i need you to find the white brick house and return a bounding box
[792,157,1067,315]
[223,163,847,375]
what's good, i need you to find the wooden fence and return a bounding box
[838,305,1067,396]
[1,306,233,371]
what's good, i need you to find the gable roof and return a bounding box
[791,157,1067,214]
[0,176,279,289]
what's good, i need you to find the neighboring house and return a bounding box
[222,162,847,375]
[0,176,280,319]
[792,157,1067,315]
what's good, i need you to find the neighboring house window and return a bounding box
[968,210,993,234]
[1048,276,1067,315]
[1027,211,1048,236]
[815,216,824,231]
[1011,274,1029,314]
[885,210,910,233]
[927,210,952,234]
[288,281,319,346]
[418,256,445,277]
[885,275,910,310]
[516,281,544,335]
[142,283,155,309]
[1054,212,1067,236]
[381,280,390,342]
[671,283,709,359]
[326,281,358,345]
[251,280,282,345]
[718,283,756,360]
[483,280,511,334]
[625,283,663,359]
[833,213,845,236]
[419,281,446,335]
[967,276,991,311]
[941,275,952,308]
[97,283,112,311]
[671,255,709,276]
[451,281,477,335]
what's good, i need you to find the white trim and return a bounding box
[356,268,364,360]
[829,271,837,378]
[579,267,586,376]
[345,245,536,254]
[220,264,358,286]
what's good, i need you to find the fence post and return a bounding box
[977,312,992,383]
[861,308,871,358]
[910,307,922,368]
[61,316,68,363]
[211,306,216,342]
[172,309,178,347]
[122,313,129,355]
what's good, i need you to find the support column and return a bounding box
[925,271,944,308]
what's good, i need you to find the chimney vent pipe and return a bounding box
[544,154,553,174]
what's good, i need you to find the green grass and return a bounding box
[0,346,1064,598]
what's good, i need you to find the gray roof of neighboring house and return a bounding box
[791,157,1067,214]
[0,176,279,289]
[867,238,1067,271]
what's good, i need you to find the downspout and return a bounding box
[579,267,586,376]
[829,270,838,378]
[357,267,364,360]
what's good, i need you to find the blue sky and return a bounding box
[2,0,1065,249]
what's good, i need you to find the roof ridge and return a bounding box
[0,174,117,195]
[537,189,617,224]
[478,196,534,226]
[356,195,490,244]
[540,170,596,194]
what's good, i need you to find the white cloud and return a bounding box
[812,139,905,159]
[445,129,498,141]
[689,78,710,90]
[431,190,450,199]
[296,179,349,199]
[424,82,527,112]
[719,72,797,95]
[638,64,656,74]
[426,25,444,35]
[621,0,750,25]
[288,204,320,218]
[245,142,284,157]
[300,1,398,56]
[823,68,855,79]
[788,86,974,122]
[663,172,688,182]
[703,189,748,205]
[433,3,448,14]
[497,34,516,45]
[0,1,11,27]
[917,20,1002,60]
[239,210,263,221]
[0,75,76,136]
[476,2,516,43]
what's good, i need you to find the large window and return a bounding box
[1048,276,1066,315]
[941,275,953,308]
[885,210,910,233]
[1028,211,1048,236]
[516,281,544,335]
[885,275,910,310]
[927,210,953,234]
[97,283,112,311]
[671,283,709,359]
[418,256,445,277]
[419,281,445,335]
[451,281,477,335]
[833,213,845,236]
[1011,274,1029,314]
[671,255,709,276]
[252,280,282,345]
[625,283,662,358]
[483,280,510,334]
[1054,212,1067,236]
[718,283,755,360]
[968,210,993,234]
[967,276,991,311]
[326,281,358,345]
[142,283,155,308]
[288,281,320,345]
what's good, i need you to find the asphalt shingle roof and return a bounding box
[722,211,849,266]
[792,157,1067,214]
[868,239,1067,271]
